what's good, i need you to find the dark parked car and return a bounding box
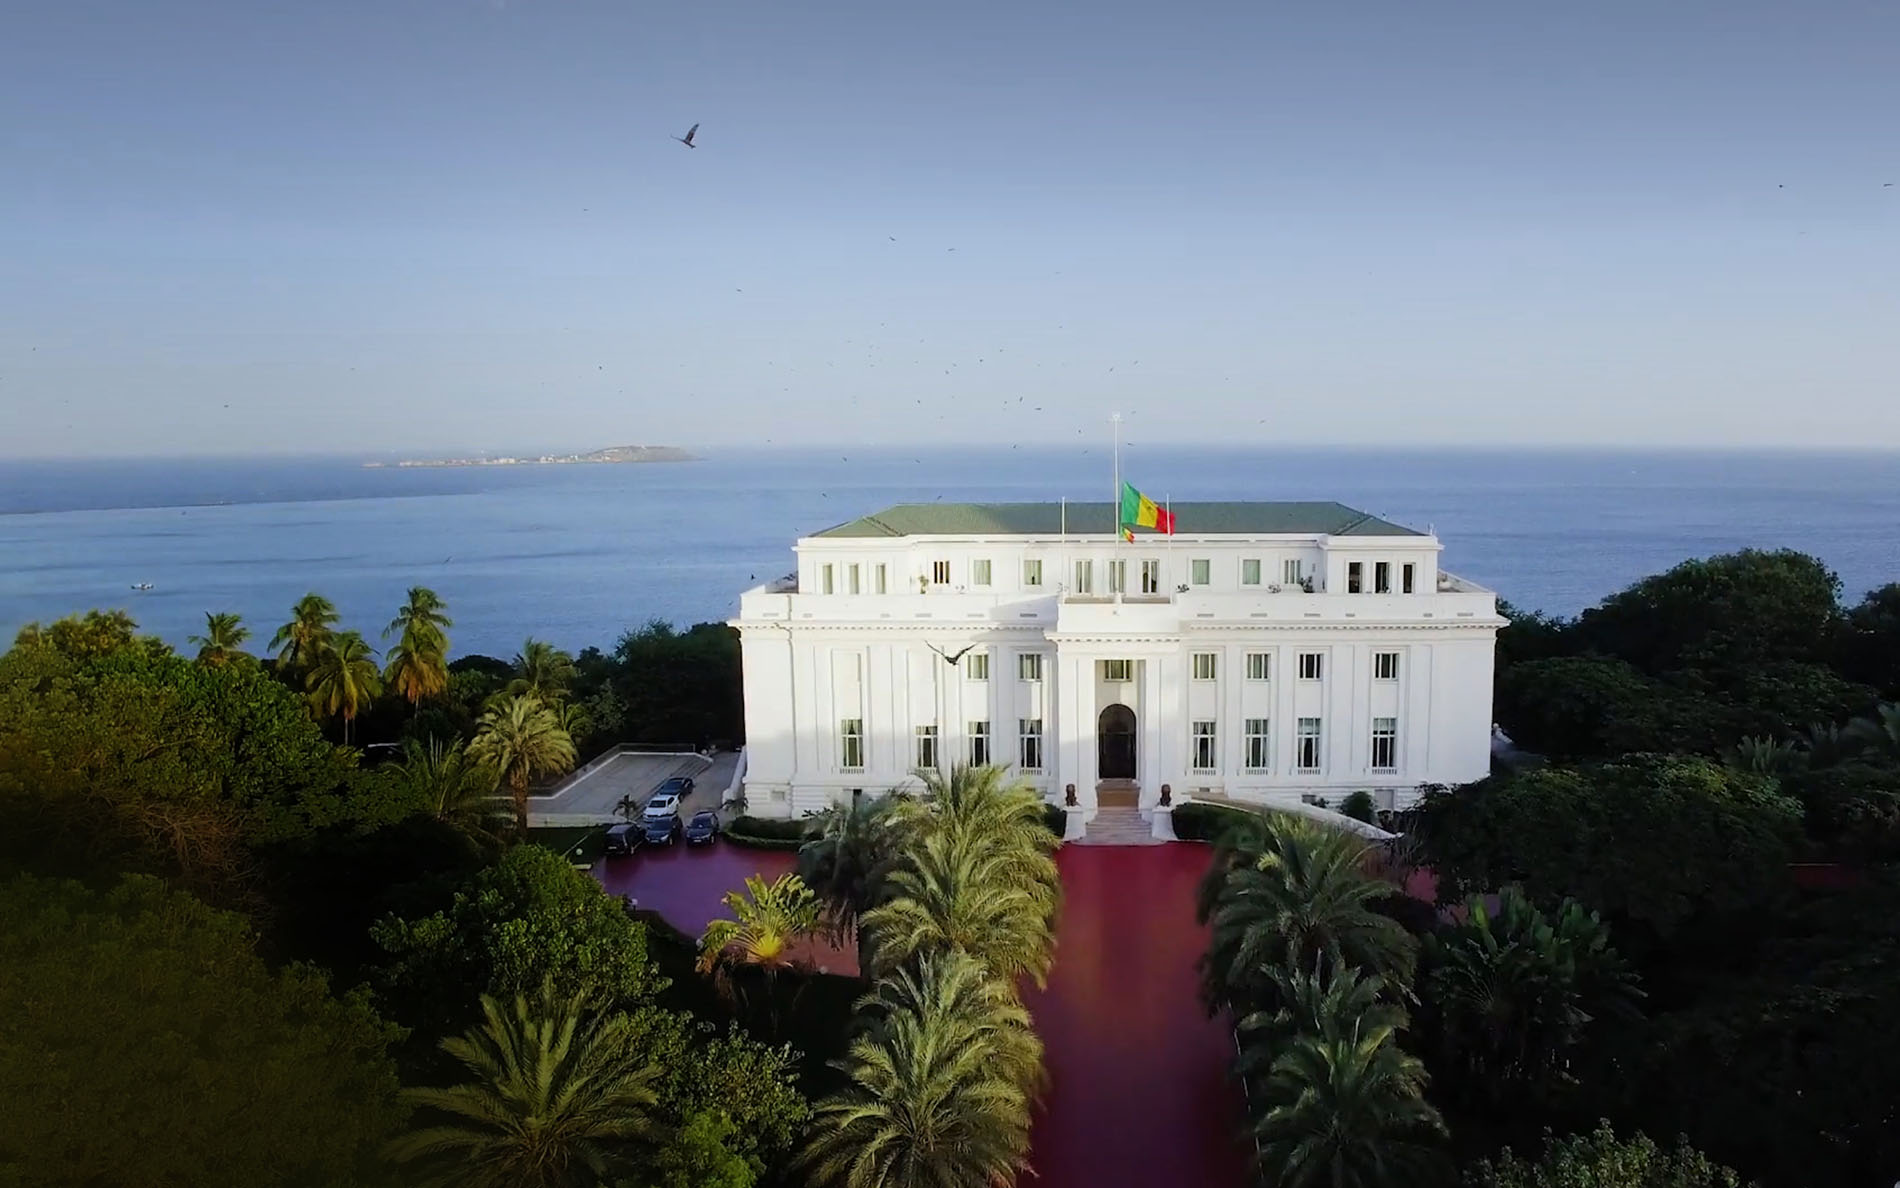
[643,814,682,845]
[654,775,696,799]
[685,809,720,845]
[603,822,640,855]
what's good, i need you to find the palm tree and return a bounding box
[899,763,1058,858]
[468,693,578,832]
[801,951,1036,1188]
[1847,702,1900,760]
[510,637,578,702]
[1724,734,1807,776]
[386,984,660,1188]
[861,821,1059,986]
[698,872,822,982]
[269,593,338,678]
[389,735,507,840]
[188,611,251,666]
[798,793,907,946]
[383,586,453,706]
[1235,962,1410,1084]
[1252,1024,1446,1188]
[305,630,382,745]
[1199,814,1417,1014]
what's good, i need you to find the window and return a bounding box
[1402,563,1415,594]
[1375,561,1391,594]
[1245,718,1271,769]
[1192,653,1218,681]
[1371,717,1398,772]
[1297,718,1322,772]
[1192,721,1218,771]
[1108,559,1127,593]
[931,560,950,585]
[1347,562,1363,594]
[1141,559,1161,594]
[848,564,861,594]
[1018,653,1043,682]
[1023,558,1043,587]
[1074,559,1093,594]
[1298,652,1324,680]
[875,564,888,594]
[967,651,989,680]
[839,718,864,770]
[1190,559,1211,586]
[972,559,992,587]
[1374,651,1400,681]
[1102,659,1133,683]
[1019,718,1044,770]
[915,725,938,770]
[1283,558,1303,585]
[969,720,990,766]
[1246,652,1271,681]
[1241,559,1262,586]
[821,564,835,594]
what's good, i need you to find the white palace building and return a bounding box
[731,501,1503,820]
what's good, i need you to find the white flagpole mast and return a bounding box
[1111,413,1122,539]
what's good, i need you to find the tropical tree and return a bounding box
[1235,962,1409,1083]
[387,983,660,1188]
[383,586,453,706]
[1470,1121,1745,1188]
[797,793,907,946]
[697,872,822,1020]
[187,611,251,666]
[801,951,1036,1188]
[1252,1023,1446,1188]
[305,630,382,745]
[270,593,339,678]
[467,693,577,832]
[1199,814,1417,1013]
[1847,701,1900,760]
[860,820,1059,986]
[510,637,578,703]
[387,735,505,841]
[1723,734,1806,776]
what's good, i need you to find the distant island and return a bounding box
[364,445,698,469]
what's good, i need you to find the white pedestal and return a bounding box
[1151,804,1177,842]
[1063,806,1088,842]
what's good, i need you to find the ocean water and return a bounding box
[2,447,1898,658]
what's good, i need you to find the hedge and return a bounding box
[1042,802,1068,840]
[1171,800,1262,842]
[723,815,813,850]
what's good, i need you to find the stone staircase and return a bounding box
[1075,806,1165,846]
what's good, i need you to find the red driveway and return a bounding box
[593,841,1249,1188]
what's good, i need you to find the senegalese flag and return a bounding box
[1119,480,1175,541]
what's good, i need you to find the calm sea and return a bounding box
[3,447,1897,658]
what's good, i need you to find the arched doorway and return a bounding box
[1098,704,1137,780]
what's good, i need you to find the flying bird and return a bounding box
[924,642,977,667]
[674,123,699,148]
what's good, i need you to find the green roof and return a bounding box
[812,502,1425,539]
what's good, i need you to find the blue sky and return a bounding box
[2,0,1896,457]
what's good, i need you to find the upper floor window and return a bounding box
[931,560,951,585]
[848,564,862,594]
[1246,652,1271,681]
[1374,652,1400,681]
[1190,559,1211,586]
[1347,562,1363,594]
[1298,652,1324,680]
[1403,563,1416,594]
[1108,560,1127,594]
[1371,717,1398,772]
[875,564,888,594]
[1374,561,1391,594]
[1283,558,1303,585]
[1023,559,1043,587]
[967,651,989,680]
[1101,659,1133,683]
[821,564,836,594]
[1018,653,1043,682]
[972,559,993,587]
[1241,559,1262,586]
[1141,559,1161,594]
[1074,559,1093,595]
[1192,652,1218,681]
[839,718,864,770]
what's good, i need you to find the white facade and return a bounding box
[731,502,1502,820]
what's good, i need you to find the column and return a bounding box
[1140,653,1162,804]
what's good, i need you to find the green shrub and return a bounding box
[1172,799,1260,841]
[724,815,813,849]
[1341,790,1378,823]
[1042,801,1068,839]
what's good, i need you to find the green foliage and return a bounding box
[726,813,818,848]
[620,1008,811,1166]
[612,620,745,747]
[798,795,907,943]
[645,1111,758,1188]
[1170,797,1261,841]
[1341,789,1379,823]
[189,610,253,666]
[1469,1122,1746,1188]
[12,608,165,659]
[509,636,578,702]
[371,844,661,1044]
[388,983,659,1188]
[383,586,453,706]
[1411,757,1801,942]
[1235,963,1408,1082]
[1496,656,1723,760]
[0,874,403,1188]
[384,734,507,842]
[306,629,383,742]
[270,592,340,679]
[1780,762,1900,860]
[469,692,577,831]
[1251,1023,1446,1188]
[1495,600,1576,669]
[1841,582,1900,697]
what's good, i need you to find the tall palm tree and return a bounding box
[1199,814,1417,1014]
[1252,1023,1446,1188]
[305,630,382,745]
[899,763,1058,858]
[798,793,907,946]
[861,821,1058,986]
[468,693,578,832]
[389,735,507,840]
[509,637,577,703]
[383,586,453,706]
[269,592,338,679]
[188,611,251,666]
[1235,962,1410,1083]
[386,984,660,1188]
[801,951,1036,1188]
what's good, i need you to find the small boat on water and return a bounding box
[130,582,154,591]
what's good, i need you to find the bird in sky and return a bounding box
[674,123,699,148]
[924,642,977,666]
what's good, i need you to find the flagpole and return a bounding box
[1111,412,1123,603]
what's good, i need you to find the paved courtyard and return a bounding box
[528,749,741,826]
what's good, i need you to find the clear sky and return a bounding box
[2,0,1897,458]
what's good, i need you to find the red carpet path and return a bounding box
[594,842,1251,1188]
